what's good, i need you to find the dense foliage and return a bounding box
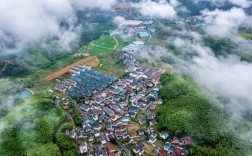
[157,74,248,156]
[56,123,75,151]
[0,97,64,156]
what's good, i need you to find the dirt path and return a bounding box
[43,56,100,81]
[112,36,119,49]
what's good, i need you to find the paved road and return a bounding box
[112,95,131,156]
[116,139,131,156]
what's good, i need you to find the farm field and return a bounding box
[43,56,100,81]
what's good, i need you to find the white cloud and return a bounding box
[170,30,252,121]
[202,8,252,38]
[0,0,75,49]
[212,0,252,8]
[135,0,176,19]
[194,0,251,8]
[73,0,117,10]
[169,0,180,7]
[229,0,252,7]
[0,0,117,54]
[189,45,252,119]
[113,16,127,26]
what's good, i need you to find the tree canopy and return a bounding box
[157,74,247,156]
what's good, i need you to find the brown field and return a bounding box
[127,122,141,138]
[43,56,100,81]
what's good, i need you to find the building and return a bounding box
[172,137,179,144]
[106,142,117,153]
[125,136,135,144]
[184,136,192,145]
[158,149,167,156]
[133,142,145,154]
[181,149,189,156]
[88,134,95,142]
[138,31,150,38]
[100,135,107,144]
[137,129,145,136]
[164,142,171,151]
[104,107,116,117]
[95,146,103,156]
[79,142,88,154]
[160,132,169,140]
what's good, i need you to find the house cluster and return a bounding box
[58,63,163,155]
[79,141,122,156]
[111,17,152,40]
[161,135,192,156]
[122,43,167,72]
[113,7,144,20]
[133,129,192,156]
[52,10,199,155]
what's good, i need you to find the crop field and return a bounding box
[43,56,100,81]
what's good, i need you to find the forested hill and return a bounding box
[156,74,250,156]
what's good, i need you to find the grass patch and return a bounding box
[239,32,252,40]
[88,35,125,56]
[143,142,154,154]
[92,35,116,49]
[85,35,126,77]
[154,140,165,148]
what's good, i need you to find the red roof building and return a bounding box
[184,136,192,145]
[175,147,182,156]
[152,72,160,81]
[172,137,179,144]
[158,149,167,156]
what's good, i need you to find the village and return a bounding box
[52,8,194,156]
[52,41,192,156]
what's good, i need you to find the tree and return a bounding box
[56,133,74,150]
[110,138,117,144]
[0,126,26,156]
[73,114,82,127]
[175,130,183,137]
[35,119,53,144]
[27,143,60,156]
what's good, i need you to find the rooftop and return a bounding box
[138,31,150,38]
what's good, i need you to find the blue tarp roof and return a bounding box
[138,31,150,38]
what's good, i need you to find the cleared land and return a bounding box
[127,122,141,138]
[43,56,100,81]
